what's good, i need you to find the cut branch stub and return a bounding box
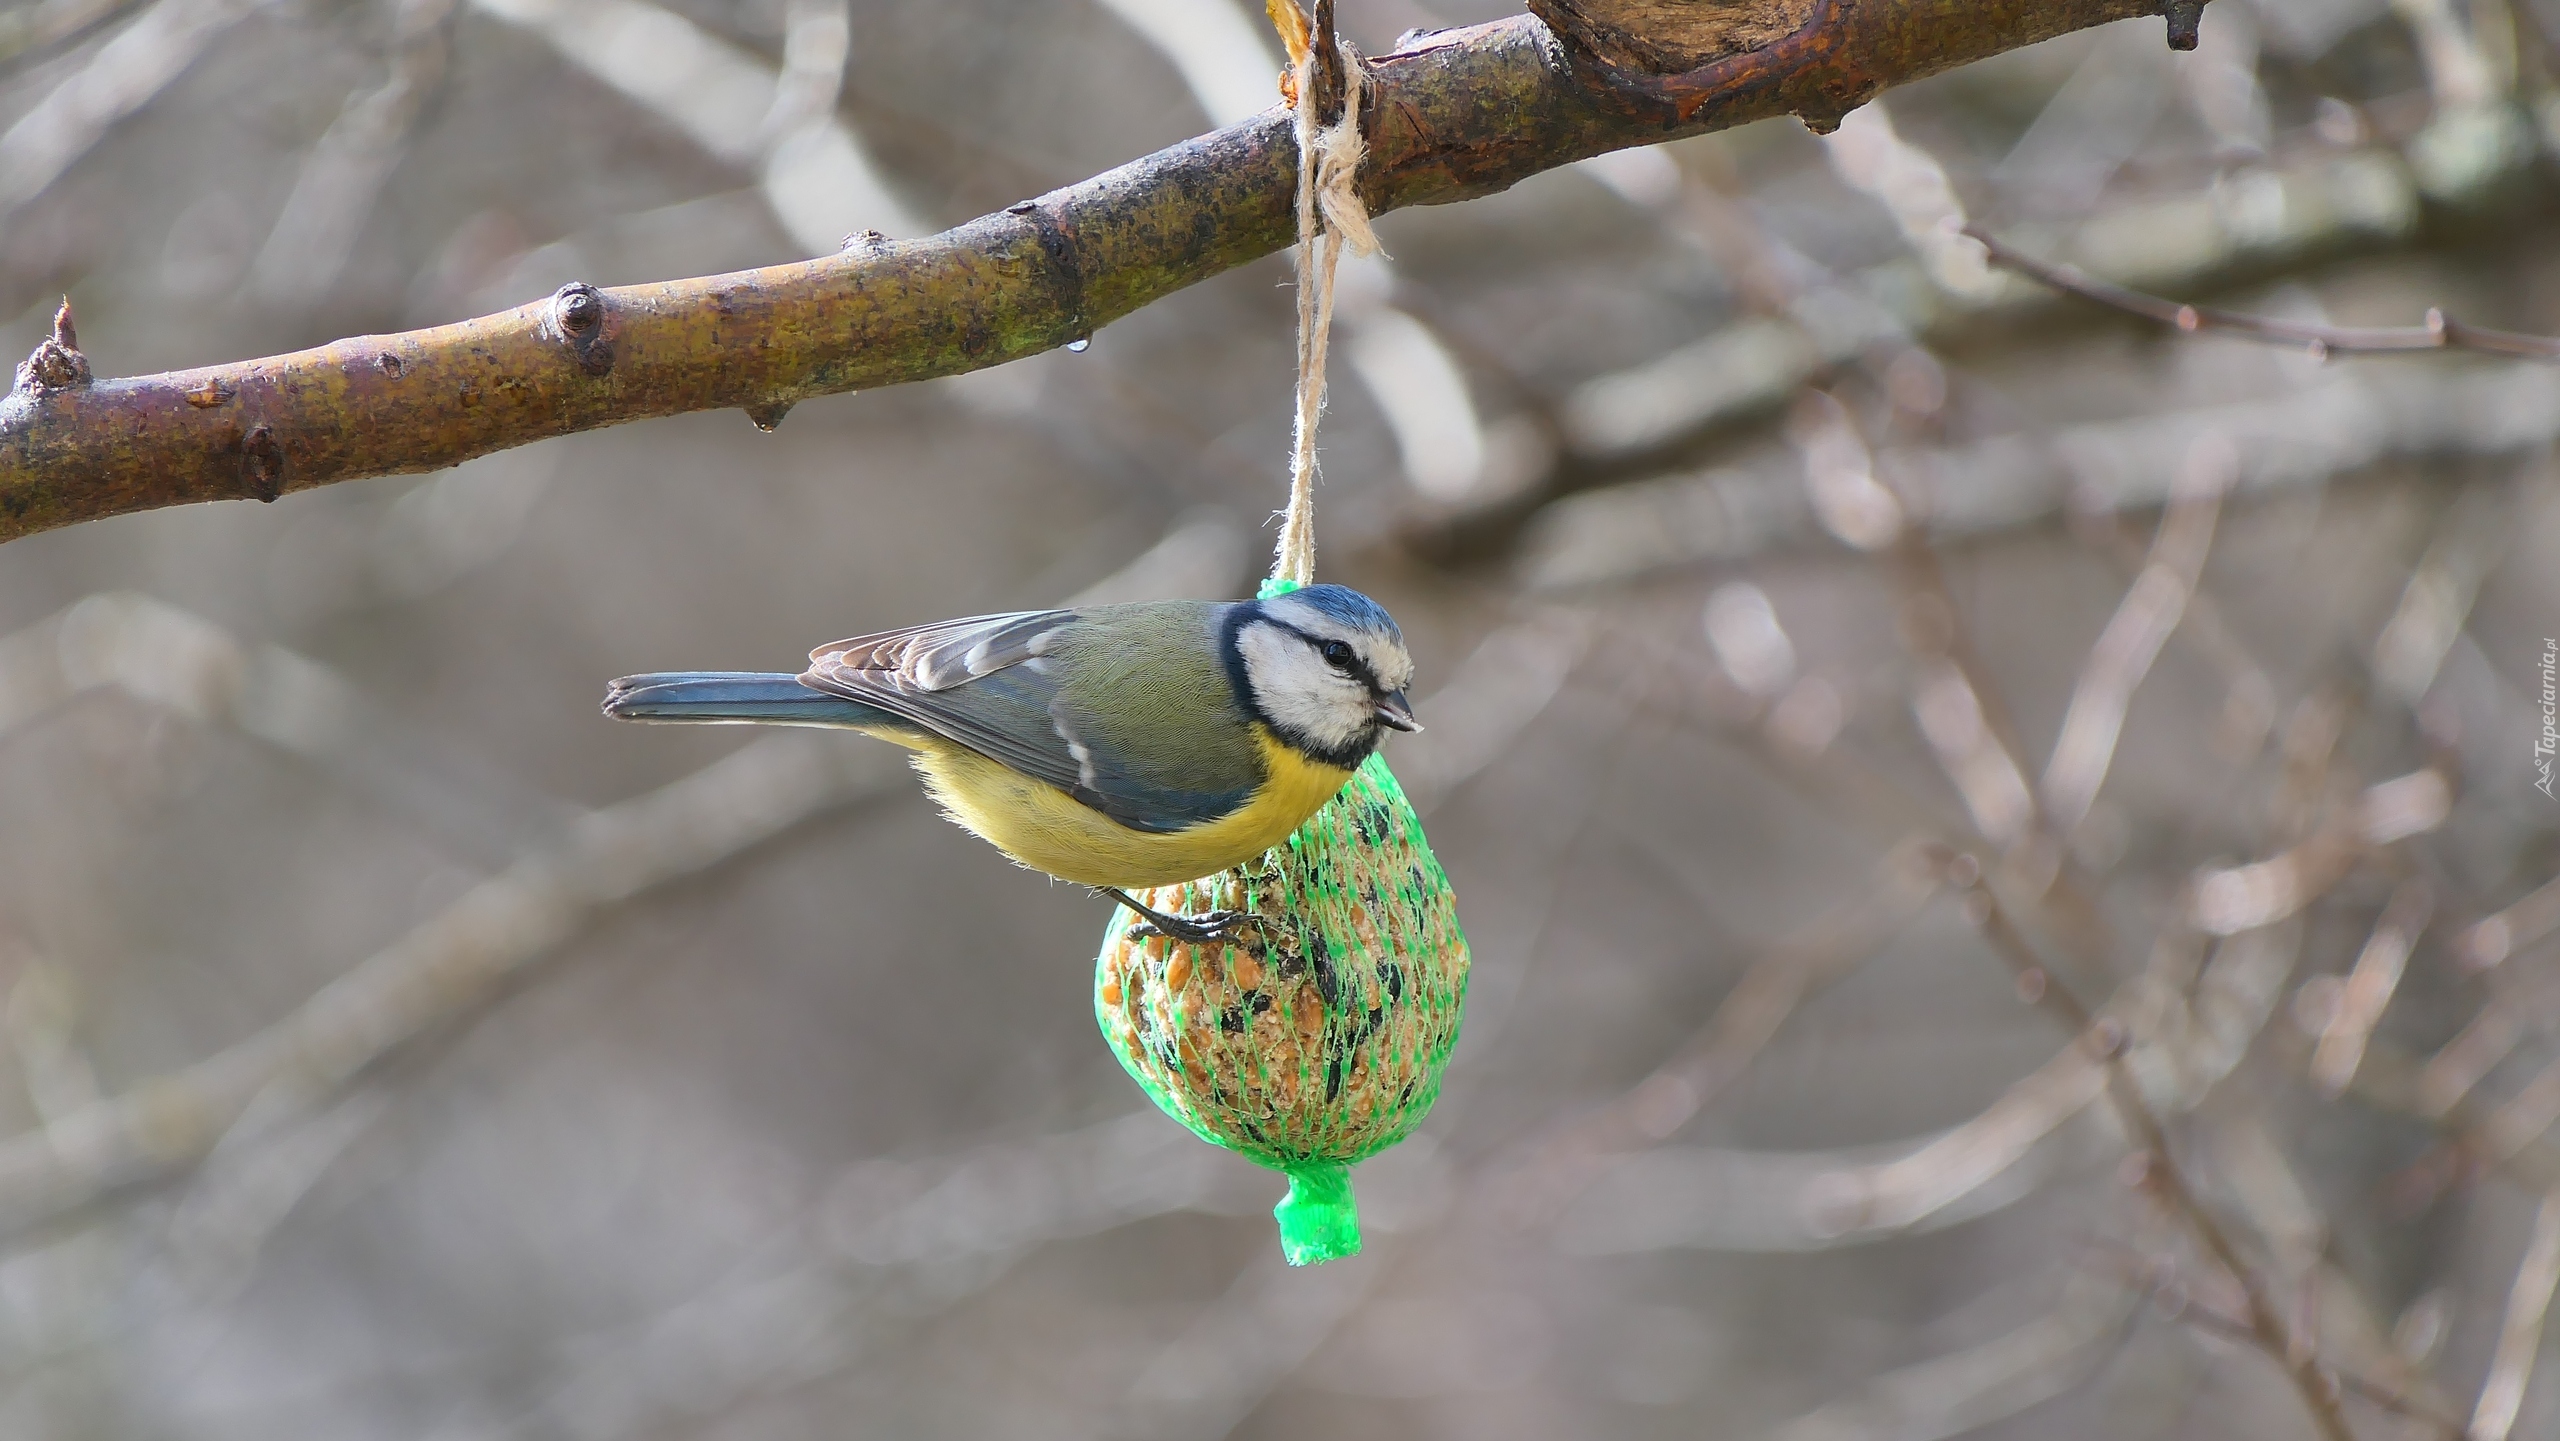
[1527,0,2162,131]
[1528,0,1822,75]
[2164,0,2205,50]
[1530,0,1863,128]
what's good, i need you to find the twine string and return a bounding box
[1272,18,1381,589]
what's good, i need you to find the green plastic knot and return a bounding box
[1273,1162,1361,1265]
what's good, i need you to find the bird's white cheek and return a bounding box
[1238,625,1373,753]
[1262,680,1370,753]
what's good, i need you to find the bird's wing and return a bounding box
[801,607,1258,833]
[809,609,1078,691]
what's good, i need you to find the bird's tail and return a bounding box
[602,671,897,728]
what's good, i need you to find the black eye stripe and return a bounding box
[1276,623,1382,692]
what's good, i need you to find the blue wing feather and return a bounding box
[603,672,908,730]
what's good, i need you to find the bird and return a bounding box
[601,584,1421,942]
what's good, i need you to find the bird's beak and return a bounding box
[1375,690,1422,732]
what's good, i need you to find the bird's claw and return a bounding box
[1147,908,1249,946]
[1100,890,1252,946]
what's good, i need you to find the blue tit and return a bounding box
[602,584,1421,940]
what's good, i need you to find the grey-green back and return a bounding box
[799,600,1266,833]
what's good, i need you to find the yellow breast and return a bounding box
[905,726,1353,889]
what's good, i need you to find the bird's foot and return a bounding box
[1099,888,1251,946]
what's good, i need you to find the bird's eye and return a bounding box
[1320,640,1356,671]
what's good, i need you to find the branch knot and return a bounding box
[13,299,91,397]
[545,283,615,376]
[241,424,285,503]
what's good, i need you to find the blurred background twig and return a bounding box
[0,0,2552,1437]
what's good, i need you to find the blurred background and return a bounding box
[0,0,2555,1436]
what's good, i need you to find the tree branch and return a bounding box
[1960,872,2361,1441]
[1970,226,2560,360]
[0,2,2162,543]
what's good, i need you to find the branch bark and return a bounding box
[0,2,2163,544]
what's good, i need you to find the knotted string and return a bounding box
[1271,16,1382,591]
[1260,8,1408,1264]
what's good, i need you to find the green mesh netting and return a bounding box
[1094,582,1468,1265]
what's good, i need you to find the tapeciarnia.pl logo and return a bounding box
[2538,638,2557,799]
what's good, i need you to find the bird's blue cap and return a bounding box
[1266,582,1405,642]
